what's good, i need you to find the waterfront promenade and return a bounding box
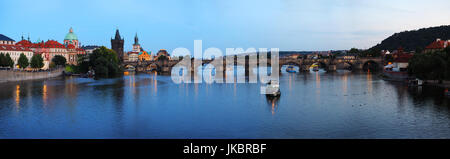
[0,68,64,83]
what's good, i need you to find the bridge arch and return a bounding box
[362,60,381,72]
[146,63,160,72]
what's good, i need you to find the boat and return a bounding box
[312,67,319,72]
[382,64,411,82]
[126,66,136,72]
[286,66,296,73]
[311,64,319,72]
[408,78,423,87]
[265,80,281,97]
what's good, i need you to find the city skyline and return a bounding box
[1,0,450,52]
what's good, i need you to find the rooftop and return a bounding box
[0,34,15,42]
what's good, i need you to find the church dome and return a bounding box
[64,27,78,41]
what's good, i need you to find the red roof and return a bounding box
[13,40,86,54]
[0,44,32,51]
[393,47,413,63]
[426,39,449,49]
[16,40,33,47]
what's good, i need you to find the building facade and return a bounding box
[0,34,33,68]
[155,49,170,60]
[138,51,152,61]
[16,28,86,69]
[81,45,101,54]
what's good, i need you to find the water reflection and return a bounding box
[1,72,450,138]
[15,85,20,108]
[266,96,280,115]
[43,83,48,106]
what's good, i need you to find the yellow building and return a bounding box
[138,51,152,61]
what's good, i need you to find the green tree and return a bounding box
[51,55,67,66]
[409,50,450,81]
[89,46,120,77]
[5,54,14,68]
[17,53,29,69]
[0,53,5,67]
[76,54,90,73]
[348,48,360,55]
[30,54,44,69]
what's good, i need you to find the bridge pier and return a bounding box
[353,63,363,71]
[327,65,337,72]
[299,65,310,72]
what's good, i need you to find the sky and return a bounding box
[1,0,450,53]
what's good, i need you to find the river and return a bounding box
[0,68,449,138]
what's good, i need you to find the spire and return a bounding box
[69,27,74,33]
[114,29,121,40]
[21,34,24,41]
[134,33,139,45]
[27,33,30,41]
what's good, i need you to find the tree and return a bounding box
[89,46,120,77]
[348,48,360,55]
[5,54,14,68]
[51,55,67,66]
[409,50,450,81]
[30,54,44,69]
[17,53,29,69]
[0,53,5,67]
[76,54,90,73]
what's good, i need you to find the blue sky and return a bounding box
[1,0,450,53]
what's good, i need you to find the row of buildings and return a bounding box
[110,29,170,63]
[1,28,173,70]
[0,28,86,69]
[383,38,450,79]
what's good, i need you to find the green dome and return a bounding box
[64,27,78,41]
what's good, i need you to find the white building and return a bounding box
[0,34,33,68]
[128,52,139,62]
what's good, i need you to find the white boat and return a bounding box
[265,80,281,97]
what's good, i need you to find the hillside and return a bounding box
[370,25,450,52]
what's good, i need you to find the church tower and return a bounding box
[132,33,141,52]
[111,29,124,62]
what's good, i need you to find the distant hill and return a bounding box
[370,25,450,52]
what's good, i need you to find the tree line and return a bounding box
[408,47,450,81]
[0,53,68,70]
[371,25,450,52]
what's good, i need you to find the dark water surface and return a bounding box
[1,70,449,138]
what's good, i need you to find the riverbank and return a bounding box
[422,80,450,89]
[0,68,64,83]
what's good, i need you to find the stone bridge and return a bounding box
[122,56,383,75]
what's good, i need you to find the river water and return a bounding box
[0,68,449,139]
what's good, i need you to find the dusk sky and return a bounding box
[1,0,450,53]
